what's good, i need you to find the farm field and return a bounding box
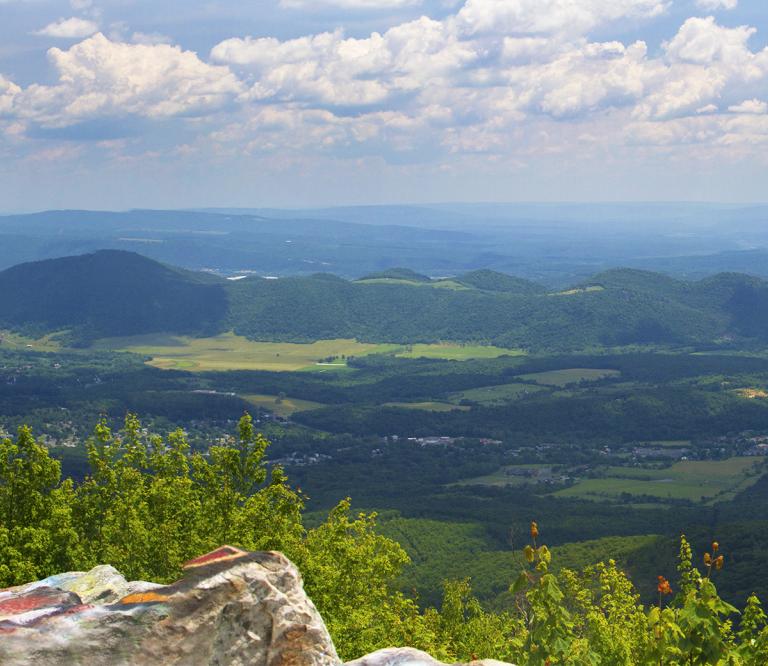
[394,343,523,361]
[449,382,547,405]
[554,457,766,504]
[454,464,556,487]
[384,401,471,412]
[242,394,326,417]
[95,333,518,371]
[0,330,62,352]
[517,367,621,387]
[354,278,469,290]
[95,333,400,371]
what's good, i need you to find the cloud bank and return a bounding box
[0,0,767,204]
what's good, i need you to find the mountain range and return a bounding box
[2,205,768,287]
[2,250,767,351]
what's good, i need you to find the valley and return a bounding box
[4,250,768,613]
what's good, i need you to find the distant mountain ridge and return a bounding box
[1,250,768,350]
[3,206,768,286]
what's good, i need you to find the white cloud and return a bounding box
[728,99,767,114]
[280,0,419,7]
[212,17,476,108]
[455,0,669,37]
[0,75,20,115]
[634,17,768,120]
[5,0,768,172]
[695,0,738,10]
[34,17,99,39]
[664,16,756,65]
[14,34,243,128]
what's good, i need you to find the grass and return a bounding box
[242,394,326,417]
[734,388,768,400]
[355,278,469,290]
[394,343,524,361]
[0,330,63,352]
[384,401,471,412]
[517,368,620,387]
[550,286,605,297]
[95,333,519,371]
[449,382,547,405]
[454,464,555,487]
[96,333,400,372]
[554,457,766,504]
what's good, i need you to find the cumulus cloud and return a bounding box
[212,17,476,108]
[455,0,669,37]
[632,17,768,120]
[34,17,99,39]
[5,0,768,170]
[13,34,242,128]
[204,1,768,163]
[729,99,767,114]
[0,75,20,115]
[696,0,738,10]
[663,16,757,65]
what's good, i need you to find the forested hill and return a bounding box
[0,251,227,343]
[2,250,768,350]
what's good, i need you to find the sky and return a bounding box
[0,0,767,210]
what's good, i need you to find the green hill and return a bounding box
[0,250,228,344]
[455,269,545,294]
[359,268,432,283]
[2,251,768,351]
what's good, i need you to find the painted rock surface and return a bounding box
[0,546,339,666]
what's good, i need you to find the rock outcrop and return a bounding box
[0,546,514,666]
[0,546,339,666]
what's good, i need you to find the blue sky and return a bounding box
[0,0,766,210]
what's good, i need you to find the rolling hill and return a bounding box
[0,250,227,344]
[1,250,767,351]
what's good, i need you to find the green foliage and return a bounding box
[6,417,768,662]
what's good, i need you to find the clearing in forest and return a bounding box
[96,333,519,371]
[517,368,620,387]
[554,457,765,504]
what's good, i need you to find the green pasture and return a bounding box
[242,394,326,417]
[0,330,62,352]
[554,457,765,504]
[550,286,605,297]
[384,401,471,412]
[355,278,469,290]
[395,343,523,361]
[518,368,620,387]
[96,333,399,371]
[95,332,518,371]
[453,464,555,487]
[449,382,547,405]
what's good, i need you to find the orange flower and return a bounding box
[712,541,719,553]
[704,552,712,566]
[657,576,672,595]
[530,521,539,539]
[715,555,724,570]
